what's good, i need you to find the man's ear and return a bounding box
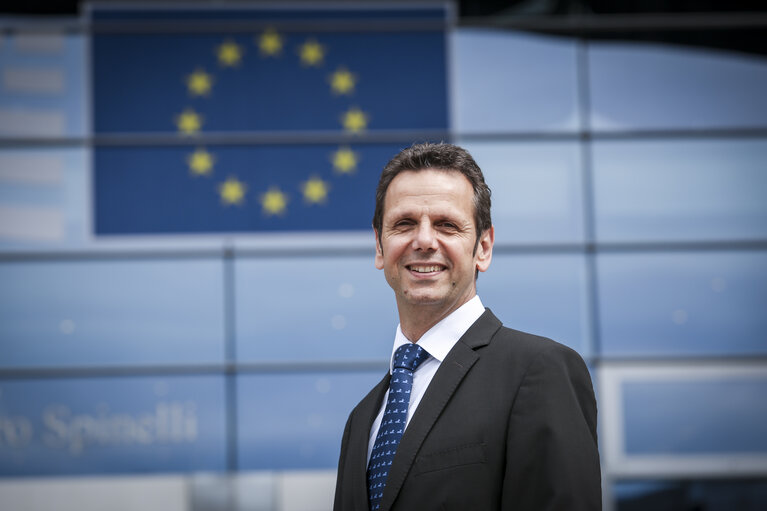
[475,226,494,273]
[374,228,384,269]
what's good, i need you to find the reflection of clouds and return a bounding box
[590,41,767,130]
[453,29,580,132]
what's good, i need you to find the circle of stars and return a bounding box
[175,28,367,215]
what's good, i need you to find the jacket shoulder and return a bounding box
[478,309,588,368]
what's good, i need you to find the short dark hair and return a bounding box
[372,142,492,250]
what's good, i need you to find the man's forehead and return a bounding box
[386,168,469,194]
[383,169,475,218]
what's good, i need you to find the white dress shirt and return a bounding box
[366,295,486,463]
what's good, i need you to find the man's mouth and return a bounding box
[407,264,445,273]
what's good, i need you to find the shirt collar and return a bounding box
[389,295,485,373]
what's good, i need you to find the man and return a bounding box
[334,143,601,510]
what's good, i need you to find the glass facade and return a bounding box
[1,4,766,510]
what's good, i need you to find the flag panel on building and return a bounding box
[91,5,449,235]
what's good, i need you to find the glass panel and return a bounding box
[0,259,226,367]
[589,40,767,130]
[237,371,383,470]
[460,140,585,244]
[0,32,85,138]
[0,375,227,476]
[598,251,767,357]
[452,29,580,133]
[235,255,396,362]
[479,253,590,357]
[592,139,767,242]
[623,377,767,455]
[0,147,88,248]
[615,479,767,511]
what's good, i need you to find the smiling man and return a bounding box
[333,143,601,511]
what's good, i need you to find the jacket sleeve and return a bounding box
[501,343,602,510]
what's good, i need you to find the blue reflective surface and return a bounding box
[0,375,227,475]
[480,253,590,357]
[0,259,226,367]
[0,148,88,248]
[452,29,580,133]
[623,376,767,455]
[0,33,86,137]
[598,251,767,357]
[460,141,585,244]
[590,42,767,130]
[235,255,397,362]
[593,139,767,242]
[237,370,383,470]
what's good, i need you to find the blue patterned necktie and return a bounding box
[367,343,430,510]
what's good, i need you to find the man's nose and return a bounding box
[412,221,438,250]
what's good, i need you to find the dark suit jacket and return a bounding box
[333,309,601,511]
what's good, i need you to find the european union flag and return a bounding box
[91,5,449,235]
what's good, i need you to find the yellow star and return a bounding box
[175,108,203,135]
[186,69,213,96]
[341,107,368,133]
[332,146,359,174]
[258,28,283,56]
[187,148,214,176]
[261,187,288,216]
[217,40,243,67]
[299,39,325,67]
[329,67,356,95]
[301,176,330,204]
[219,176,247,205]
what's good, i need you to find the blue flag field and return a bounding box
[91,5,449,235]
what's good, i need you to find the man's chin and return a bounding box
[400,291,449,308]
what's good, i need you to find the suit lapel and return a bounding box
[349,372,390,510]
[378,310,503,511]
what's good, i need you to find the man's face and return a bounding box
[374,168,493,321]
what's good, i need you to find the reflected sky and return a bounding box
[460,140,585,244]
[590,41,767,130]
[0,259,226,367]
[452,28,580,133]
[593,138,767,242]
[598,251,767,357]
[236,255,396,363]
[237,370,383,470]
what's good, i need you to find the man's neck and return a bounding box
[398,295,476,342]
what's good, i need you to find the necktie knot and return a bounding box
[392,343,430,372]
